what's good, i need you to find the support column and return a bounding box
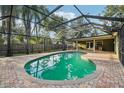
[76,41,78,50]
[43,38,46,52]
[89,42,90,49]
[7,5,13,57]
[93,39,96,52]
[75,41,76,49]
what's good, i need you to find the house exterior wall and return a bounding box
[78,39,114,52]
[102,39,114,51]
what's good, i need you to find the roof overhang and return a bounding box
[68,35,114,42]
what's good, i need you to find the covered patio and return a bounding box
[69,35,115,52]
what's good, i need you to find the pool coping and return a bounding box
[20,50,103,86]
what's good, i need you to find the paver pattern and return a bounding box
[0,51,124,88]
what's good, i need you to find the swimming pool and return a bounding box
[24,51,96,81]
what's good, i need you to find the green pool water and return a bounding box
[24,52,96,80]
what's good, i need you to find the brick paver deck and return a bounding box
[0,51,124,88]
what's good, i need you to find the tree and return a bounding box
[103,5,120,17]
[0,6,11,45]
[102,5,124,27]
[20,5,49,54]
[0,34,4,45]
[45,14,67,31]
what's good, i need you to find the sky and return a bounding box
[47,5,107,38]
[47,5,106,20]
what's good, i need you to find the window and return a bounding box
[86,42,93,49]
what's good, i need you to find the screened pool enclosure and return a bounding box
[0,5,124,65]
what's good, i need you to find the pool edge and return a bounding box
[23,50,102,85]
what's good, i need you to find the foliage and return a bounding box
[0,5,51,45]
[102,5,124,27]
[44,14,67,31]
